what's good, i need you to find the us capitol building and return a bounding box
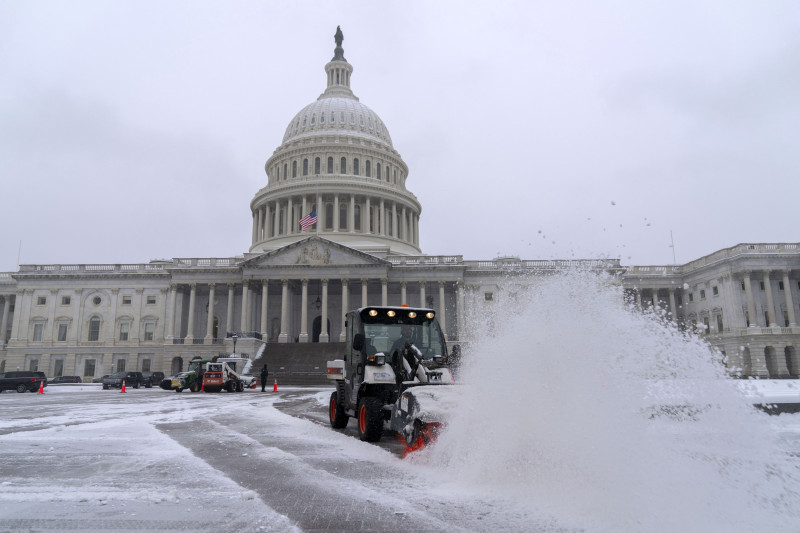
[1,29,798,380]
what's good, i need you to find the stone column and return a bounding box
[456,281,465,341]
[381,278,388,306]
[365,197,371,233]
[185,283,197,340]
[783,270,796,327]
[438,282,447,339]
[669,289,677,321]
[320,279,329,342]
[400,282,407,306]
[349,195,355,232]
[0,296,10,345]
[635,288,642,310]
[166,284,178,339]
[379,199,385,236]
[252,212,258,243]
[340,279,349,342]
[420,282,427,308]
[334,195,339,232]
[273,202,280,237]
[299,279,309,343]
[224,284,235,335]
[361,278,368,307]
[743,272,757,327]
[287,198,294,235]
[240,281,250,332]
[45,289,57,341]
[260,280,269,338]
[279,279,289,343]
[651,289,659,312]
[763,270,777,327]
[205,283,216,342]
[392,203,397,238]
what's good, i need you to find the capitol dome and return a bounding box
[249,28,421,257]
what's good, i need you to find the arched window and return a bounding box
[311,114,316,125]
[385,166,390,182]
[283,163,287,180]
[320,114,325,124]
[369,206,374,233]
[350,113,355,125]
[314,157,321,174]
[303,159,309,176]
[365,160,371,177]
[340,157,347,174]
[393,169,397,184]
[302,117,307,127]
[339,204,348,230]
[88,317,100,341]
[327,157,333,174]
[354,205,361,231]
[353,158,360,175]
[279,208,285,234]
[292,161,297,178]
[340,112,345,123]
[387,212,393,236]
[376,163,381,180]
[325,204,334,230]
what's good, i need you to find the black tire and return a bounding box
[405,419,423,447]
[357,397,383,442]
[145,381,152,389]
[16,384,27,394]
[103,384,109,390]
[133,381,140,389]
[329,391,349,428]
[175,388,183,393]
[190,382,200,393]
[226,381,236,393]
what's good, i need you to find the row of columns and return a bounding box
[166,279,453,344]
[252,194,419,246]
[742,270,797,327]
[0,295,12,345]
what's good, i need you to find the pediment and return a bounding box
[242,237,389,268]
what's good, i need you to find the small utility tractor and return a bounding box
[327,306,459,450]
[202,356,257,392]
[167,359,211,393]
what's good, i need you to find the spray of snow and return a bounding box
[422,270,799,532]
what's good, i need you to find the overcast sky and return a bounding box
[2,1,799,272]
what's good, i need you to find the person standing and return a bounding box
[260,364,269,392]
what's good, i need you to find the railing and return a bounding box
[226,331,263,340]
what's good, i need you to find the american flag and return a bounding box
[299,209,317,231]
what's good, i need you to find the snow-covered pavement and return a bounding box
[1,381,799,532]
[0,386,559,532]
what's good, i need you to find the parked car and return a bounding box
[49,376,83,384]
[102,371,144,390]
[92,375,109,383]
[0,371,48,393]
[141,371,165,388]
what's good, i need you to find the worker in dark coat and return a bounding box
[260,364,269,392]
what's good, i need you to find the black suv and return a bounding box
[102,371,144,390]
[0,371,48,393]
[50,376,83,384]
[141,371,165,388]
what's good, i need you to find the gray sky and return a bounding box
[2,1,799,272]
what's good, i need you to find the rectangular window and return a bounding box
[58,324,68,342]
[54,359,63,377]
[29,360,38,372]
[37,296,46,305]
[144,323,155,341]
[88,319,100,341]
[119,323,129,341]
[141,359,151,373]
[703,316,710,334]
[712,286,719,296]
[84,359,96,377]
[122,296,132,305]
[146,296,157,305]
[33,323,43,342]
[700,290,706,300]
[716,315,723,332]
[675,295,682,306]
[688,293,694,302]
[61,296,71,305]
[485,292,493,301]
[116,359,126,372]
[779,281,784,291]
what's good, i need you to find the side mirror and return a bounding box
[353,333,364,352]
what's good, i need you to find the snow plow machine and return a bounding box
[327,306,460,454]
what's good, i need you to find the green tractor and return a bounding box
[167,358,211,393]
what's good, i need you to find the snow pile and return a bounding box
[423,270,800,532]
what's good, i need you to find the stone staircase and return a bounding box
[253,343,345,387]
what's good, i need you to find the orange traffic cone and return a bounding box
[120,379,126,393]
[273,378,278,392]
[38,381,44,394]
[200,380,204,392]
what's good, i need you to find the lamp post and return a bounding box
[232,334,238,355]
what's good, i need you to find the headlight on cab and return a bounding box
[367,353,386,365]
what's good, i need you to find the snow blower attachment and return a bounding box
[326,306,460,455]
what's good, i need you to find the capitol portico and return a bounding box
[0,29,798,381]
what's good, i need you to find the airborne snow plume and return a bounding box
[423,270,799,532]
